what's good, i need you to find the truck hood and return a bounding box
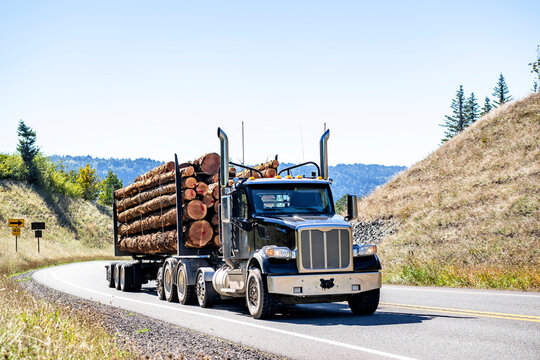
[253,214,350,230]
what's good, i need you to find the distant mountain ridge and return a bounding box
[49,155,405,200]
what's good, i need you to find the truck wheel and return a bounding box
[246,268,275,319]
[114,264,121,290]
[156,266,165,300]
[196,271,216,308]
[120,264,134,292]
[348,289,380,315]
[132,264,142,292]
[163,261,178,302]
[177,265,196,305]
[107,263,116,288]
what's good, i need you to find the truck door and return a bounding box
[231,189,252,259]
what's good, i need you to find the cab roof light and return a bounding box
[249,176,255,180]
[276,175,282,179]
[286,175,292,179]
[296,175,302,179]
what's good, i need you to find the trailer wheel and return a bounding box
[177,265,196,305]
[156,266,165,300]
[196,271,216,308]
[107,263,116,288]
[163,261,178,302]
[120,264,134,292]
[114,264,121,290]
[246,268,275,319]
[348,289,380,315]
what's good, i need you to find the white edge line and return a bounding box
[37,265,417,360]
[385,286,540,298]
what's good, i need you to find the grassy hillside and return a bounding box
[357,93,540,290]
[0,180,114,273]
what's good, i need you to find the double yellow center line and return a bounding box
[381,302,540,323]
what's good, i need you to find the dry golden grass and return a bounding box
[0,180,132,359]
[358,92,540,290]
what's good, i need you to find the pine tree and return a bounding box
[492,74,513,107]
[529,45,540,92]
[77,164,101,201]
[441,85,467,142]
[16,120,40,183]
[464,92,480,124]
[98,170,123,206]
[481,97,492,116]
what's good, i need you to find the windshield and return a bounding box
[248,184,334,215]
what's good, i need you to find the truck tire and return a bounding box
[156,266,165,300]
[132,264,142,292]
[246,268,276,319]
[348,289,380,315]
[114,264,121,290]
[163,261,178,302]
[107,263,117,288]
[120,264,134,292]
[177,265,196,305]
[196,271,216,308]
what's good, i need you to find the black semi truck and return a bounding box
[106,128,381,319]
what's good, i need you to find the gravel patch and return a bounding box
[16,271,284,360]
[351,219,397,245]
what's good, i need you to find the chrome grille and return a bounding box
[298,228,353,272]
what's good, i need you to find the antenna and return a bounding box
[324,122,326,132]
[242,121,245,165]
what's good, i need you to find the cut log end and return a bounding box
[185,220,213,248]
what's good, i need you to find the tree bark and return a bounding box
[116,183,176,212]
[134,162,175,183]
[185,220,213,248]
[117,230,178,254]
[236,159,279,178]
[114,166,195,199]
[208,183,219,199]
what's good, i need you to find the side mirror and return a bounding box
[345,194,358,221]
[221,195,232,223]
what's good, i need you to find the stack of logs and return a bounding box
[114,155,279,254]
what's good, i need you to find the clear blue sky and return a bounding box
[1,1,538,166]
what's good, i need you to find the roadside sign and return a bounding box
[9,219,24,227]
[35,230,42,238]
[31,222,45,230]
[12,228,20,236]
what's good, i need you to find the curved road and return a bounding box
[34,261,539,360]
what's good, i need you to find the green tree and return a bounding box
[335,194,348,214]
[492,74,512,107]
[481,96,492,116]
[529,45,540,92]
[16,120,39,183]
[98,170,123,206]
[441,85,467,142]
[77,164,101,201]
[464,92,480,124]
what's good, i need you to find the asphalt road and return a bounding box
[33,261,540,360]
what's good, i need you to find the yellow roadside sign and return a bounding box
[12,228,20,236]
[9,219,24,227]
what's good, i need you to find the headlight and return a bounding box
[265,246,296,259]
[353,244,377,257]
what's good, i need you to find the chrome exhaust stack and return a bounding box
[319,129,330,180]
[217,127,235,267]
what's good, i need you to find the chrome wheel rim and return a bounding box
[177,268,186,300]
[196,273,205,304]
[164,266,172,296]
[120,266,125,288]
[247,276,259,310]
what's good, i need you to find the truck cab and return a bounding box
[213,128,382,318]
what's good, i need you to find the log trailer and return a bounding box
[106,128,382,319]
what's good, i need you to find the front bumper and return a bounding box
[266,271,381,296]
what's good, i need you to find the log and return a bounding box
[117,189,197,223]
[208,183,219,199]
[211,213,219,226]
[195,182,208,196]
[210,168,237,183]
[185,220,213,248]
[117,200,206,236]
[262,168,277,178]
[194,153,221,175]
[134,162,175,183]
[236,159,279,179]
[118,230,178,254]
[213,200,219,212]
[114,167,194,199]
[181,177,198,189]
[212,234,221,247]
[116,183,176,212]
[202,194,215,208]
